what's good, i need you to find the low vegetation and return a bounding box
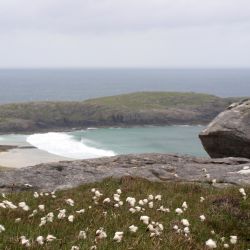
[0,92,240,133]
[0,178,249,249]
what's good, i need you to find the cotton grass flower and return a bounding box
[68,215,74,222]
[155,195,162,201]
[0,224,5,233]
[113,231,123,242]
[79,230,87,239]
[46,234,56,242]
[126,197,136,207]
[205,239,217,249]
[18,202,30,211]
[71,246,80,250]
[175,208,183,215]
[38,204,45,211]
[103,198,111,203]
[39,217,47,227]
[224,243,229,248]
[183,226,190,234]
[148,201,154,208]
[200,196,205,202]
[36,236,44,245]
[46,212,54,222]
[181,219,190,227]
[129,225,138,233]
[182,201,188,210]
[148,194,154,200]
[140,215,150,225]
[200,215,206,222]
[116,189,122,194]
[76,209,85,214]
[230,235,237,244]
[65,198,74,206]
[95,228,107,240]
[20,236,30,247]
[15,218,21,223]
[157,206,170,213]
[239,188,247,199]
[33,192,39,198]
[58,209,66,219]
[113,194,120,202]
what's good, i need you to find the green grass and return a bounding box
[84,92,226,110]
[0,178,249,249]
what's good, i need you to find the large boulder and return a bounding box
[199,99,250,158]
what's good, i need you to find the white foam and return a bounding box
[26,132,116,159]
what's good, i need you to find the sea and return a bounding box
[0,68,249,159]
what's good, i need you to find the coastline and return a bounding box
[0,147,71,168]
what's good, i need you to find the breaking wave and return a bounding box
[26,132,116,159]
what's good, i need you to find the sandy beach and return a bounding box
[0,147,71,168]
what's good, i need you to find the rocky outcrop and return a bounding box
[0,92,239,133]
[0,154,249,192]
[199,99,250,158]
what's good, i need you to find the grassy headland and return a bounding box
[0,178,249,249]
[0,92,240,133]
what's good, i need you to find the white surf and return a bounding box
[26,132,116,159]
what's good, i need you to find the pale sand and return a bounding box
[0,148,72,168]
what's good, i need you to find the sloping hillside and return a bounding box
[0,92,240,133]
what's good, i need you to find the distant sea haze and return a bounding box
[0,68,249,103]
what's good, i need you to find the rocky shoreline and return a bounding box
[0,92,239,133]
[0,153,249,192]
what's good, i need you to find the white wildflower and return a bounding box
[0,224,5,233]
[155,195,162,201]
[79,230,87,239]
[113,231,123,242]
[205,239,217,249]
[129,225,138,233]
[39,217,47,227]
[140,215,150,225]
[175,208,183,215]
[76,209,85,214]
[58,209,66,219]
[148,201,154,208]
[148,194,154,201]
[68,215,74,222]
[223,243,229,248]
[95,228,107,240]
[157,206,170,213]
[230,235,237,244]
[103,198,111,203]
[36,236,44,245]
[46,234,56,242]
[33,192,39,198]
[20,236,30,247]
[15,218,21,223]
[65,199,74,206]
[38,204,45,211]
[200,197,205,202]
[126,197,136,207]
[182,201,188,210]
[184,226,190,234]
[46,212,54,222]
[116,189,122,194]
[71,246,80,250]
[181,219,190,227]
[200,215,206,222]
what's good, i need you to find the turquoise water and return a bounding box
[0,126,207,159]
[69,126,207,157]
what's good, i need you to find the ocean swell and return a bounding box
[26,132,116,159]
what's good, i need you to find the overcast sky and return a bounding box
[0,0,250,68]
